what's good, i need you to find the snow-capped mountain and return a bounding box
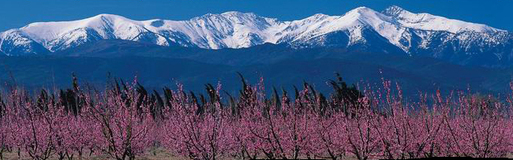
[1,6,512,66]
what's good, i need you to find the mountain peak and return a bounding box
[91,13,121,18]
[84,14,138,26]
[382,5,407,16]
[346,6,376,15]
[340,6,391,28]
[194,11,261,20]
[343,6,385,21]
[303,13,329,21]
[88,14,128,21]
[220,11,255,17]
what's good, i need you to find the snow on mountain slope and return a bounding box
[275,7,408,50]
[0,6,511,60]
[19,14,170,51]
[141,11,281,49]
[383,6,501,33]
[0,29,49,55]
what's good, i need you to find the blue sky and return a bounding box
[0,0,512,31]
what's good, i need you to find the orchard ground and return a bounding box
[1,148,362,160]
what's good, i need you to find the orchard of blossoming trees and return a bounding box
[0,74,512,160]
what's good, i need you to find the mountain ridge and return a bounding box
[1,6,512,67]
